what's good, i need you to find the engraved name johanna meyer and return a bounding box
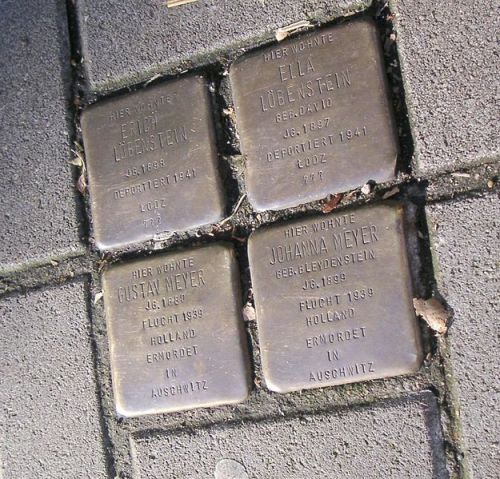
[269,224,379,265]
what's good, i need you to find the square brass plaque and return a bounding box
[82,75,225,250]
[230,18,398,211]
[248,204,422,393]
[102,243,250,416]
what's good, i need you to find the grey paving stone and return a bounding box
[394,0,500,175]
[131,392,448,478]
[0,281,108,479]
[76,0,369,93]
[427,193,500,478]
[0,0,84,272]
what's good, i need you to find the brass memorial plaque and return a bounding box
[248,204,422,393]
[102,243,250,416]
[82,75,225,250]
[230,18,398,211]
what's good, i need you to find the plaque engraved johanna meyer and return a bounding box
[248,203,422,393]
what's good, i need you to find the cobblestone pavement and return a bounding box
[1,1,498,478]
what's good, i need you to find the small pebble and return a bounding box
[215,459,248,479]
[361,183,372,195]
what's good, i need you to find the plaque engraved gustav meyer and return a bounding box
[230,18,398,211]
[248,204,422,393]
[82,75,225,250]
[102,243,250,416]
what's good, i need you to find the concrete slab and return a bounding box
[131,392,448,478]
[0,0,84,272]
[427,192,500,478]
[394,0,500,175]
[76,0,370,93]
[0,281,108,478]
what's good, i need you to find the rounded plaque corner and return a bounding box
[371,199,402,215]
[263,374,293,394]
[229,383,252,405]
[246,194,268,214]
[115,401,138,419]
[396,349,424,378]
[228,53,246,77]
[80,100,104,132]
[247,226,267,261]
[409,349,425,373]
[206,207,227,231]
[80,107,90,129]
[395,202,406,216]
[192,72,206,83]
[93,235,115,254]
[187,73,210,94]
[350,16,379,41]
[355,15,377,30]
[207,240,235,259]
[247,224,261,242]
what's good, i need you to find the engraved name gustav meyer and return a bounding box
[102,244,249,416]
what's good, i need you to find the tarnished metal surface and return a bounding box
[230,18,398,212]
[82,75,225,250]
[248,203,422,393]
[102,243,250,416]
